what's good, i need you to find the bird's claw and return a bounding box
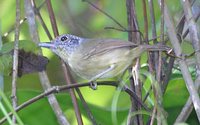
[90,81,97,90]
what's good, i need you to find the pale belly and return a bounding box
[67,49,133,80]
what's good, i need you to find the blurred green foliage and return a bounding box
[0,40,38,75]
[0,0,198,125]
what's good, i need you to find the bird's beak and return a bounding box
[38,42,56,49]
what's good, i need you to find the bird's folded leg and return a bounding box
[89,81,98,90]
[89,64,116,90]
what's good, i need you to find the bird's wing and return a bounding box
[81,39,138,59]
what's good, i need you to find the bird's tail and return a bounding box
[141,44,171,51]
[130,44,171,59]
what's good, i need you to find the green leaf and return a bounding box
[18,40,38,52]
[0,54,12,75]
[0,40,38,55]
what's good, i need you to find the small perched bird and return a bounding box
[39,34,169,88]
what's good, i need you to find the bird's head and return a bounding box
[38,34,82,60]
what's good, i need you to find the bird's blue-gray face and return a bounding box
[38,34,81,60]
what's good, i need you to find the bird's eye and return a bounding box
[61,36,68,41]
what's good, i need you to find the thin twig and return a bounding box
[0,81,123,124]
[143,85,152,103]
[126,0,141,44]
[134,1,149,124]
[1,82,148,124]
[45,0,59,36]
[3,18,26,38]
[75,88,98,125]
[147,2,158,124]
[149,0,157,43]
[104,26,144,40]
[123,85,150,112]
[182,11,200,38]
[0,19,4,94]
[162,57,175,93]
[82,0,126,30]
[126,0,142,125]
[157,0,164,84]
[11,0,21,123]
[142,0,148,43]
[61,63,83,125]
[147,2,158,117]
[32,0,53,40]
[0,81,149,124]
[126,0,137,124]
[150,106,157,125]
[3,1,45,38]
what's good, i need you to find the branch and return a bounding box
[125,0,143,125]
[0,81,122,124]
[142,0,148,43]
[11,0,21,123]
[0,18,4,93]
[3,1,45,38]
[0,81,150,124]
[75,88,98,125]
[32,0,53,40]
[82,0,126,30]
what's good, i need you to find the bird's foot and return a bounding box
[89,81,97,90]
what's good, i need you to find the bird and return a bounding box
[38,34,169,89]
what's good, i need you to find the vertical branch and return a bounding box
[157,0,164,84]
[25,0,69,125]
[152,76,167,125]
[126,0,143,125]
[148,0,158,83]
[11,0,20,123]
[160,0,165,43]
[142,0,148,42]
[45,1,59,36]
[126,1,137,124]
[157,2,165,124]
[138,1,149,124]
[0,21,2,49]
[148,0,158,124]
[0,20,3,93]
[75,88,97,125]
[149,0,157,42]
[126,0,140,44]
[32,1,53,40]
[45,0,83,124]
